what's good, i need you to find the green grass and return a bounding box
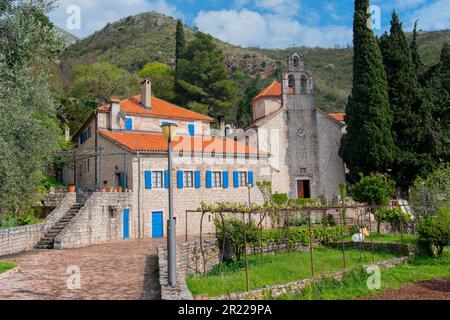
[186,248,401,297]
[343,233,419,244]
[0,261,16,274]
[277,248,450,300]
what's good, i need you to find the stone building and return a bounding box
[247,53,346,200]
[53,52,346,247]
[63,79,270,243]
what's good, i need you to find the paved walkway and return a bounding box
[0,239,167,300]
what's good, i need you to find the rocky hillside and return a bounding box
[60,11,450,113]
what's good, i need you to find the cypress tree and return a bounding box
[175,19,186,65]
[410,20,424,79]
[174,19,186,103]
[339,0,395,180]
[379,11,427,189]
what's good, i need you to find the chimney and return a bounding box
[109,99,121,131]
[218,116,225,137]
[140,79,151,109]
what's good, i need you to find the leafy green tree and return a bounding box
[379,12,431,189]
[339,0,396,180]
[350,173,396,232]
[236,78,260,127]
[68,62,139,102]
[176,32,237,119]
[0,0,64,217]
[138,62,175,101]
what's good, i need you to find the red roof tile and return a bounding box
[99,130,268,156]
[98,95,214,123]
[328,113,345,122]
[253,81,293,101]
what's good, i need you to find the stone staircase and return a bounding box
[35,203,84,249]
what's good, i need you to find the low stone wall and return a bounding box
[327,241,418,258]
[54,192,132,249]
[212,256,410,300]
[158,238,313,300]
[0,193,76,257]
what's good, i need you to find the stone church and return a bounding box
[248,53,346,201]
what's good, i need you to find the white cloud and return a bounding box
[194,9,352,48]
[255,0,300,17]
[406,0,450,30]
[48,0,181,38]
[394,0,426,9]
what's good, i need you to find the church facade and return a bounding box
[248,53,346,201]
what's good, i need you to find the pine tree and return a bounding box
[379,11,428,189]
[176,32,237,119]
[411,20,424,79]
[339,0,395,180]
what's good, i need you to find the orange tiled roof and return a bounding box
[99,130,268,156]
[328,113,345,122]
[98,95,214,123]
[253,81,293,101]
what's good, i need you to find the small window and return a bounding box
[238,172,248,187]
[212,171,222,188]
[293,56,299,67]
[125,118,133,131]
[152,171,164,189]
[183,171,194,188]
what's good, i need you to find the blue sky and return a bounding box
[49,0,450,48]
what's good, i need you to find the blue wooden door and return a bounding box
[152,211,164,238]
[123,209,130,239]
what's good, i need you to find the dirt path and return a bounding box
[364,279,450,300]
[0,238,166,300]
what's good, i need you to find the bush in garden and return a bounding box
[376,207,411,233]
[215,218,259,262]
[350,173,396,232]
[272,193,288,205]
[417,217,449,257]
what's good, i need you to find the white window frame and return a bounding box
[152,171,164,189]
[238,171,248,187]
[183,170,194,188]
[212,171,222,188]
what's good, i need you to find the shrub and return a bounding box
[272,193,288,205]
[215,218,259,262]
[261,226,347,247]
[376,207,411,233]
[323,214,338,227]
[417,217,449,257]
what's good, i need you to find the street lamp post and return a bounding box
[162,122,178,286]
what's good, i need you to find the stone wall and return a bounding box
[54,192,132,249]
[0,193,76,257]
[327,241,418,258]
[212,256,410,300]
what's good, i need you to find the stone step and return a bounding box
[36,244,53,249]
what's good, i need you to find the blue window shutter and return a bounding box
[206,171,212,189]
[145,171,152,189]
[194,171,201,189]
[188,124,195,136]
[164,170,169,189]
[248,171,254,187]
[125,118,133,131]
[177,171,184,189]
[223,172,229,189]
[233,171,239,188]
